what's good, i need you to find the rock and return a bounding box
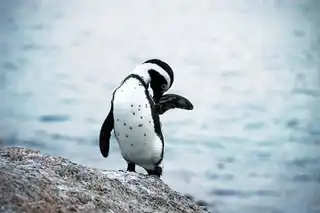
[0,147,209,213]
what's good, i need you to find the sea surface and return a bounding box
[1,0,320,213]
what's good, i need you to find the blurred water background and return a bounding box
[1,0,320,212]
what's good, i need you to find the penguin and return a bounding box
[99,59,193,177]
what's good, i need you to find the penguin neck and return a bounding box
[131,64,152,85]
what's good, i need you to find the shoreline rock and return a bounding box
[0,147,209,213]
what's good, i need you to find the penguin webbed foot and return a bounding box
[156,93,193,114]
[146,166,162,178]
[127,163,136,172]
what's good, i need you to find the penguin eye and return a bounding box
[161,84,167,90]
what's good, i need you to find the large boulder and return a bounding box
[0,147,208,213]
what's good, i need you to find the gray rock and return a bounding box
[0,147,209,213]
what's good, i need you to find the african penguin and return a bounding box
[99,59,175,177]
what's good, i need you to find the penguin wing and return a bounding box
[99,103,114,158]
[156,93,194,115]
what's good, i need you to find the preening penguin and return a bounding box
[99,59,193,177]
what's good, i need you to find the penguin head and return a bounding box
[142,59,174,102]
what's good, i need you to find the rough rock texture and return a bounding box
[0,147,208,213]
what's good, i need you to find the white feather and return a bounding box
[131,63,171,91]
[113,78,163,170]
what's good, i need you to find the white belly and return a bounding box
[112,79,163,169]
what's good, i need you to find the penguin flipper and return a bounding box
[99,104,114,158]
[156,93,194,115]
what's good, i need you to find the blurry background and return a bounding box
[1,0,320,212]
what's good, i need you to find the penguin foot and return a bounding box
[127,163,136,172]
[146,166,162,178]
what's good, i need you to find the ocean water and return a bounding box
[1,0,320,212]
